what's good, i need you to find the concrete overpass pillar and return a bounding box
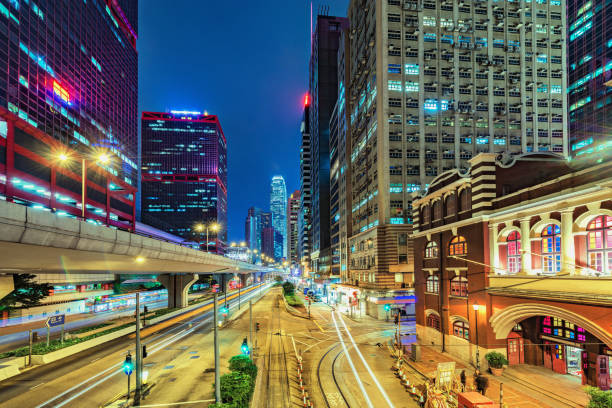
[0,274,14,302]
[158,274,198,308]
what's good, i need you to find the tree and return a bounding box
[274,276,282,283]
[0,274,52,312]
[282,281,295,296]
[229,355,257,387]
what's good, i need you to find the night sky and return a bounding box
[138,0,349,242]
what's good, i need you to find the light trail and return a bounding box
[33,284,270,408]
[337,312,395,408]
[331,311,374,408]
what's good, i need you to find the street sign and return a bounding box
[45,314,65,328]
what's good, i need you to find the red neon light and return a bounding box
[53,81,70,103]
[303,93,310,107]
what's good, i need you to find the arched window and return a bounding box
[459,188,471,211]
[422,205,431,224]
[425,241,438,258]
[449,236,467,256]
[586,215,612,275]
[453,321,470,340]
[542,224,561,274]
[426,313,440,330]
[426,275,439,293]
[507,231,521,274]
[433,200,442,220]
[450,276,468,297]
[445,194,456,217]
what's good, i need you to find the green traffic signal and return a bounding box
[384,304,391,311]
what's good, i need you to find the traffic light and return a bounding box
[384,304,391,312]
[220,306,229,315]
[123,352,134,375]
[241,337,249,355]
[256,322,260,332]
[144,306,148,314]
[142,345,147,359]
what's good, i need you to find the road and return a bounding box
[0,282,270,408]
[0,291,216,353]
[251,289,419,408]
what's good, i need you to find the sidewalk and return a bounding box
[399,346,589,408]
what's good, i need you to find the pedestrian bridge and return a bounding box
[0,199,273,307]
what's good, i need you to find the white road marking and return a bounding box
[90,357,101,363]
[337,312,394,408]
[331,311,374,408]
[30,382,45,390]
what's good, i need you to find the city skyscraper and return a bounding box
[270,175,287,261]
[140,110,227,253]
[308,14,349,277]
[287,190,300,266]
[245,206,263,251]
[567,0,612,162]
[330,28,352,283]
[298,97,312,269]
[342,0,568,299]
[0,0,139,228]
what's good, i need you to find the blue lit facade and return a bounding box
[140,111,228,253]
[568,0,612,162]
[270,175,287,261]
[0,0,138,229]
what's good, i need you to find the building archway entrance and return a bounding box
[508,315,610,390]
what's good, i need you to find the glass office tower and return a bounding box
[140,110,228,253]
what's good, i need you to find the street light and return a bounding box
[192,222,220,252]
[54,150,113,219]
[473,302,481,371]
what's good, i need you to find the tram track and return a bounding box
[316,343,351,408]
[264,295,290,408]
[502,370,585,408]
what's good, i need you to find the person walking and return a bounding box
[475,372,489,396]
[460,370,466,392]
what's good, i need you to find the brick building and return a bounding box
[412,152,612,389]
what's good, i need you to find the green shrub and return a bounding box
[216,371,252,408]
[586,386,612,408]
[284,294,303,307]
[485,351,508,369]
[208,403,235,408]
[229,355,257,387]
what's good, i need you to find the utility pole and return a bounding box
[214,293,221,403]
[249,300,253,354]
[238,281,241,310]
[135,293,142,404]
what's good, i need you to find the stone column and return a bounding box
[561,210,575,275]
[158,273,198,308]
[520,219,531,275]
[489,223,499,273]
[0,274,14,302]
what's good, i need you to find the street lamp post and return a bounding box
[473,303,480,371]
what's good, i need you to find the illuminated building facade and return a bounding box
[270,175,287,261]
[287,190,300,265]
[299,99,312,267]
[412,153,612,389]
[245,206,263,251]
[309,14,349,278]
[140,111,227,253]
[344,0,568,295]
[0,0,138,228]
[567,0,612,162]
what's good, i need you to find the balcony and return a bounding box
[487,274,612,305]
